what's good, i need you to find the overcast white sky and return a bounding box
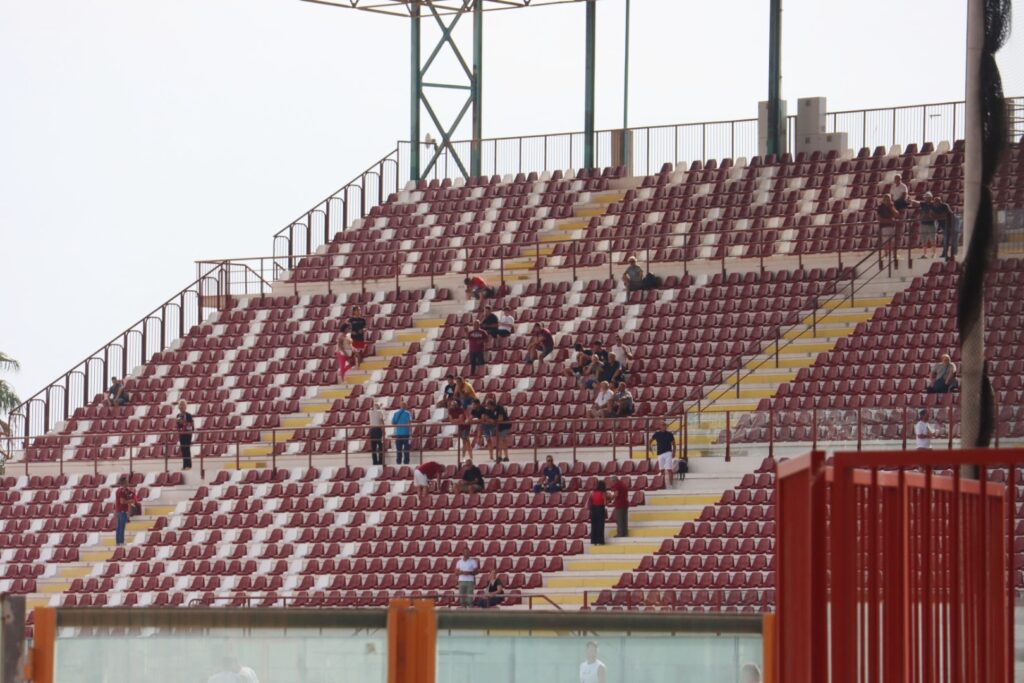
[0,0,1019,405]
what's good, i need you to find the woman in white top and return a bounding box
[497,308,515,337]
[915,409,933,450]
[335,323,355,383]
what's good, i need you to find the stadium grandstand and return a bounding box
[1,0,1022,682]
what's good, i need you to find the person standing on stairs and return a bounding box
[368,402,386,466]
[467,320,489,376]
[335,323,355,383]
[176,400,194,470]
[113,474,137,546]
[347,306,368,367]
[586,481,608,545]
[391,398,413,465]
[650,422,678,486]
[608,475,630,538]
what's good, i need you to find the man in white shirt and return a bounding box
[915,409,933,450]
[368,403,386,466]
[454,550,479,608]
[497,307,515,341]
[591,382,614,417]
[579,641,607,683]
[891,174,910,210]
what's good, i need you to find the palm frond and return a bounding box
[0,353,19,374]
[0,381,20,413]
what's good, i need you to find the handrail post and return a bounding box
[901,406,908,450]
[724,411,731,462]
[774,327,780,368]
[812,296,818,336]
[235,438,241,471]
[535,240,540,289]
[856,406,863,451]
[947,404,954,449]
[768,409,774,460]
[571,240,577,282]
[272,429,277,475]
[571,419,577,466]
[811,407,817,450]
[499,244,505,289]
[345,428,350,469]
[735,357,741,398]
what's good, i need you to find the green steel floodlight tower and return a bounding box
[302,0,596,181]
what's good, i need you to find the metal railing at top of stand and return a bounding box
[1,399,1000,480]
[5,262,271,449]
[688,225,911,420]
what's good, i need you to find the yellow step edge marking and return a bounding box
[58,566,93,579]
[586,543,660,555]
[261,430,294,443]
[546,577,620,588]
[564,560,638,571]
[630,510,700,522]
[282,416,314,428]
[38,583,72,594]
[651,494,721,506]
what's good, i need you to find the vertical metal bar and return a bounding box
[622,0,630,156]
[410,0,422,181]
[766,0,783,156]
[724,411,731,462]
[583,0,596,169]
[470,0,483,177]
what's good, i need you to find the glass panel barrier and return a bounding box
[435,611,765,683]
[51,608,388,683]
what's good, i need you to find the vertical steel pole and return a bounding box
[622,0,630,166]
[766,0,783,157]
[410,1,422,181]
[583,0,597,170]
[471,0,483,178]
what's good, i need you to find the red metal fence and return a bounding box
[776,449,1021,683]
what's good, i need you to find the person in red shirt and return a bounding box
[526,324,555,364]
[113,475,137,546]
[608,476,630,538]
[464,275,493,301]
[585,481,607,545]
[414,460,445,496]
[466,321,489,376]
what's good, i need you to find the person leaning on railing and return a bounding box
[876,194,901,263]
[175,400,194,471]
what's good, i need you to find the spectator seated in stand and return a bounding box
[526,323,555,364]
[464,275,495,301]
[610,382,635,417]
[591,381,614,417]
[475,570,505,608]
[437,374,457,407]
[497,307,515,341]
[621,255,661,291]
[480,306,500,338]
[534,455,564,493]
[582,341,610,389]
[106,377,129,407]
[564,344,590,386]
[926,353,958,393]
[601,352,625,386]
[456,458,485,494]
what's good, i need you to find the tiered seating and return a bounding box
[24,289,452,463]
[736,258,1024,443]
[290,168,627,283]
[594,458,778,612]
[0,471,180,594]
[360,268,850,452]
[64,460,660,608]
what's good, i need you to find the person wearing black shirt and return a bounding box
[599,353,624,384]
[438,375,457,408]
[489,399,512,462]
[175,400,195,470]
[534,455,563,493]
[932,195,957,261]
[475,570,505,608]
[106,377,129,407]
[470,399,492,459]
[347,306,368,367]
[456,458,485,494]
[480,306,500,338]
[650,423,679,485]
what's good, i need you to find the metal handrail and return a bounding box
[186,589,563,611]
[687,225,910,417]
[5,262,270,448]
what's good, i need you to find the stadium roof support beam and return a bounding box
[302,0,590,180]
[766,0,784,157]
[583,0,596,169]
